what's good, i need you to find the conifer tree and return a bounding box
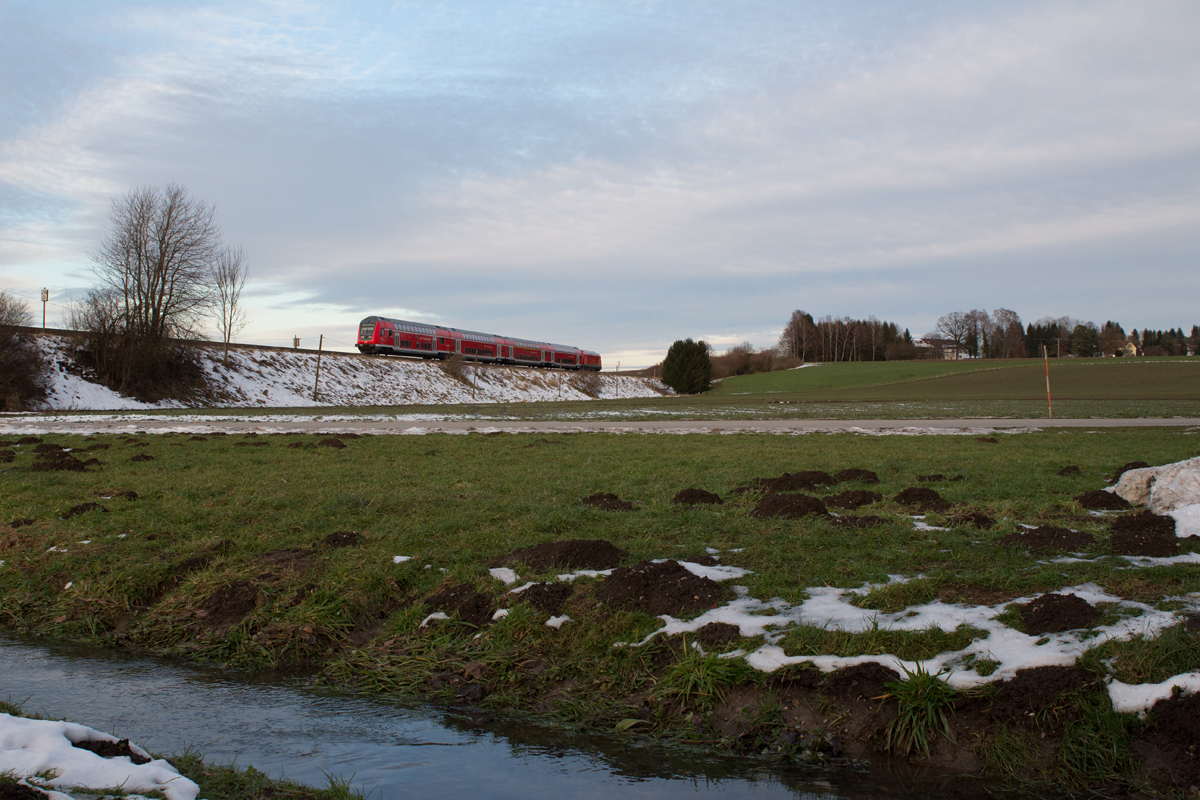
[661,338,712,394]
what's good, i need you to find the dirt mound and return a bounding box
[916,474,945,482]
[596,559,729,617]
[62,502,107,520]
[893,487,950,512]
[234,440,269,447]
[1110,512,1179,557]
[286,441,305,448]
[673,488,723,505]
[72,738,151,765]
[317,438,346,449]
[1000,525,1095,552]
[950,511,995,529]
[9,518,34,529]
[0,783,51,799]
[830,514,889,529]
[824,490,882,510]
[323,530,361,548]
[1019,593,1098,634]
[750,493,829,519]
[97,489,138,500]
[188,435,207,442]
[30,451,87,472]
[15,436,42,445]
[201,582,259,626]
[1075,490,1131,511]
[0,449,13,463]
[1143,690,1200,788]
[695,621,741,646]
[1113,461,1151,480]
[334,433,363,440]
[256,548,314,570]
[756,471,837,492]
[517,582,573,615]
[833,468,879,484]
[988,665,1097,721]
[975,436,999,444]
[1057,465,1080,476]
[822,662,900,701]
[502,539,627,570]
[33,443,63,453]
[581,492,634,511]
[424,583,495,627]
[129,454,155,463]
[85,443,110,451]
[938,584,1018,606]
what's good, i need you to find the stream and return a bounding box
[0,635,1000,799]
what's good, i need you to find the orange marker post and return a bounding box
[1043,344,1052,419]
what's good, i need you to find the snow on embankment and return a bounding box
[35,335,668,411]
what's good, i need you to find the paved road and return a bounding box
[3,415,1198,435]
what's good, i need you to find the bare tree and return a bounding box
[81,184,227,399]
[778,310,816,361]
[92,184,222,341]
[991,308,1024,358]
[935,311,974,359]
[0,290,33,327]
[213,245,249,365]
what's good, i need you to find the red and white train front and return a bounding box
[356,316,601,371]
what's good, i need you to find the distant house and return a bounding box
[1122,341,1139,357]
[913,337,960,360]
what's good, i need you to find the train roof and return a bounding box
[362,316,596,353]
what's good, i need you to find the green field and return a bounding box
[713,357,1200,400]
[2,428,1200,792]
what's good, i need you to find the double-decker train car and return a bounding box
[356,316,602,371]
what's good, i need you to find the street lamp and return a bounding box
[40,288,48,329]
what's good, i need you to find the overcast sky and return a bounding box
[2,1,1198,364]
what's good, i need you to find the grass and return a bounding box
[2,426,1200,792]
[714,356,1200,400]
[882,664,956,758]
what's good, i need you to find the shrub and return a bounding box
[570,370,603,398]
[0,291,49,410]
[661,338,711,394]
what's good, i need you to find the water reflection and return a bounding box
[0,635,1000,799]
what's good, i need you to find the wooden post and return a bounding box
[1043,344,1052,419]
[312,334,324,402]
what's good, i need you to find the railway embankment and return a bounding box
[30,334,668,411]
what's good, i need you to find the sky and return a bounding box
[1,1,1198,365]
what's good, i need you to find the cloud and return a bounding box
[2,0,1198,358]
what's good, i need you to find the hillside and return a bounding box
[33,336,668,411]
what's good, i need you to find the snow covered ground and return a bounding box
[0,713,200,800]
[34,335,668,411]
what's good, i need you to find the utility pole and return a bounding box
[312,334,324,402]
[40,288,48,329]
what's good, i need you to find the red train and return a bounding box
[356,316,602,371]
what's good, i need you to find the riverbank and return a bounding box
[2,427,1199,796]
